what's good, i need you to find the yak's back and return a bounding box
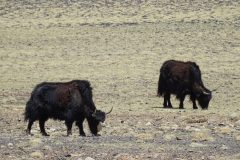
[28,80,91,109]
[160,60,202,83]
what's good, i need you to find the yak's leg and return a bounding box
[65,120,74,136]
[163,93,173,108]
[26,119,34,135]
[163,94,168,108]
[76,118,86,137]
[166,93,173,108]
[192,100,198,109]
[190,95,198,109]
[39,119,49,136]
[179,95,186,109]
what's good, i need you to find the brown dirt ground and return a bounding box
[0,0,240,159]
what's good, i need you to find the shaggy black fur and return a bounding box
[24,80,106,136]
[157,60,212,109]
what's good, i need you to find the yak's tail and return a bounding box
[157,72,165,97]
[24,100,32,121]
[24,84,46,122]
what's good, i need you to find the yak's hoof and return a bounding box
[26,129,30,134]
[26,130,34,136]
[93,134,101,136]
[67,131,72,136]
[193,107,198,109]
[41,132,50,136]
[80,133,86,137]
[179,107,184,109]
[163,106,173,109]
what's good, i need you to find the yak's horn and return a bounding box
[212,85,221,92]
[203,91,210,95]
[106,107,113,114]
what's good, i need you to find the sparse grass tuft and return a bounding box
[191,131,214,142]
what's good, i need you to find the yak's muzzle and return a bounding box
[97,122,103,132]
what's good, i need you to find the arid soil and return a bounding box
[0,0,240,159]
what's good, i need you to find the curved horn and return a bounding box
[212,85,221,92]
[106,107,113,115]
[203,91,210,95]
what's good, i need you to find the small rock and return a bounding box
[145,122,152,126]
[30,151,44,158]
[43,145,52,151]
[113,153,136,160]
[220,145,228,150]
[161,126,171,130]
[190,142,207,148]
[1,145,6,148]
[29,138,42,147]
[71,153,83,158]
[49,128,56,132]
[218,126,232,134]
[7,143,13,147]
[235,120,240,126]
[193,128,201,132]
[209,156,216,159]
[185,126,191,130]
[65,154,71,157]
[218,123,225,126]
[230,113,239,121]
[235,135,240,141]
[152,153,160,158]
[55,140,63,145]
[171,124,178,130]
[176,136,182,140]
[191,131,214,142]
[185,116,207,124]
[137,133,153,140]
[163,134,176,141]
[85,157,95,160]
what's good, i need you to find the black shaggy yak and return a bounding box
[24,80,112,136]
[157,60,212,109]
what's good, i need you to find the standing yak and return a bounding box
[24,80,112,136]
[157,60,212,109]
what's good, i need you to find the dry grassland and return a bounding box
[0,0,240,159]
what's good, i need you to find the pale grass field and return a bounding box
[0,0,240,159]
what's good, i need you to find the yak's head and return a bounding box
[87,107,113,136]
[196,89,212,110]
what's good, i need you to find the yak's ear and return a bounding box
[196,93,200,97]
[202,91,211,95]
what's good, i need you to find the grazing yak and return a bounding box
[24,80,112,136]
[157,60,212,109]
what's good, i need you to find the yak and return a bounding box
[24,80,112,136]
[157,60,212,109]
